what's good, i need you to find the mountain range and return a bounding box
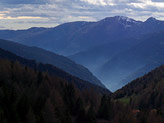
[0,16,164,91]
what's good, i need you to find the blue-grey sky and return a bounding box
[0,0,164,29]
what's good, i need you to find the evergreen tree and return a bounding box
[0,109,6,123]
[86,105,97,123]
[75,98,86,123]
[63,83,75,114]
[98,95,112,120]
[17,94,30,123]
[37,72,43,85]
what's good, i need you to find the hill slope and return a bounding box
[0,48,109,94]
[99,32,164,91]
[0,55,164,123]
[0,57,111,123]
[0,39,105,88]
[113,64,164,110]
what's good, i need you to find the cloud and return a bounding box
[0,0,164,29]
[0,0,47,4]
[0,25,5,29]
[80,0,115,6]
[128,0,164,9]
[0,15,43,20]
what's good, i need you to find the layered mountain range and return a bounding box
[0,16,164,91]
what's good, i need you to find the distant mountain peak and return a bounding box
[102,16,139,24]
[145,17,157,22]
[115,16,131,20]
[114,16,138,23]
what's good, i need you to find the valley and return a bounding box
[0,16,164,91]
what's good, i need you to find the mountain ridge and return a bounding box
[113,64,164,110]
[0,16,164,90]
[0,39,105,88]
[0,47,110,94]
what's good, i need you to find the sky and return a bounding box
[0,0,164,29]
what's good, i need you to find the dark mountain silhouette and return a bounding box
[0,39,105,88]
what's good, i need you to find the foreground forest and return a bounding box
[1,56,164,122]
[0,58,129,123]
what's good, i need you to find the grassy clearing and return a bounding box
[117,97,130,105]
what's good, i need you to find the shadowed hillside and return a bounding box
[0,39,105,88]
[114,65,164,110]
[0,48,109,94]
